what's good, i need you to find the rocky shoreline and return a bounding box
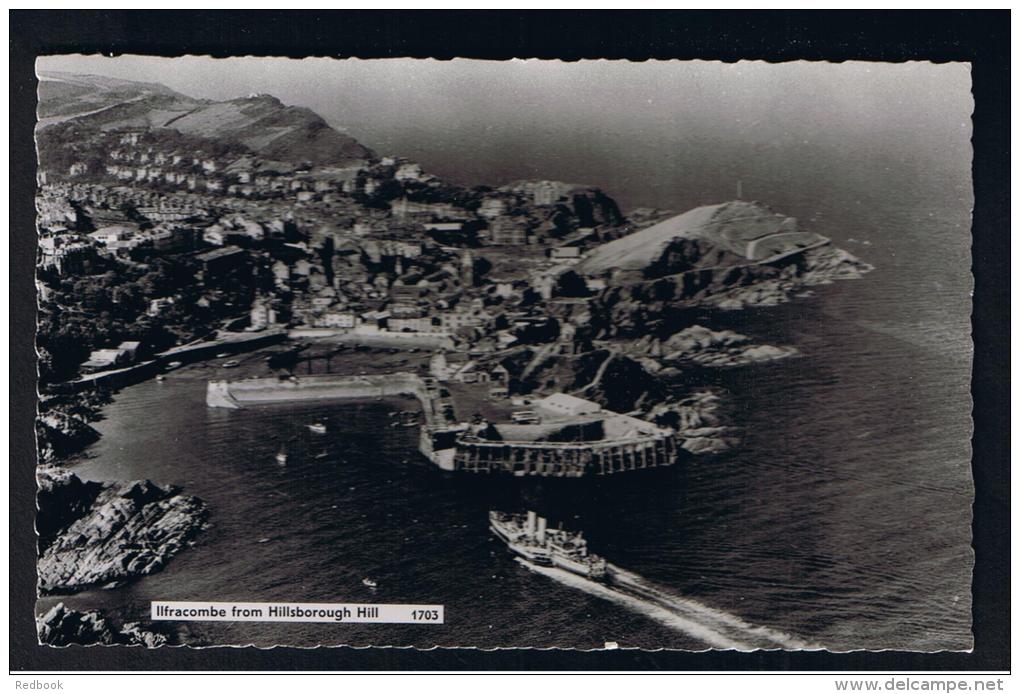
[36,391,111,465]
[645,390,739,456]
[705,246,873,311]
[37,603,176,647]
[37,466,208,595]
[583,242,873,336]
[621,325,798,368]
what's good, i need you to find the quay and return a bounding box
[206,374,679,476]
[52,329,288,394]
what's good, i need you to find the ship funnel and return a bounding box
[526,511,537,535]
[536,516,547,543]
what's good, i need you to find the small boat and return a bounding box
[165,361,183,371]
[216,352,231,358]
[307,422,327,434]
[222,360,241,368]
[275,446,288,465]
[362,578,378,588]
[155,374,166,382]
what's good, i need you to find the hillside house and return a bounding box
[488,217,531,246]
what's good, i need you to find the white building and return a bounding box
[249,298,278,331]
[394,162,424,181]
[315,312,357,329]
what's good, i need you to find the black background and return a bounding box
[9,10,1010,672]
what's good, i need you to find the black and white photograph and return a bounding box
[28,47,981,656]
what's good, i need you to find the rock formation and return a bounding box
[584,243,872,336]
[627,325,798,367]
[645,390,739,455]
[37,602,171,647]
[36,410,100,465]
[37,466,208,594]
[496,346,666,413]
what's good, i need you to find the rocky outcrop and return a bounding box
[36,466,103,552]
[587,244,872,336]
[625,326,798,367]
[36,391,113,464]
[36,411,100,465]
[37,603,170,647]
[706,246,873,311]
[645,391,739,455]
[37,467,208,595]
[497,346,666,413]
[500,181,625,228]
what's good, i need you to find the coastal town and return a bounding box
[35,83,872,476]
[37,103,630,375]
[32,72,876,646]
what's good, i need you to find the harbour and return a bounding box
[45,259,974,650]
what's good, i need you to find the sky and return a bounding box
[37,55,972,211]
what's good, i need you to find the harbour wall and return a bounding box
[206,372,430,410]
[56,330,287,394]
[287,328,455,350]
[452,433,678,477]
[206,374,679,477]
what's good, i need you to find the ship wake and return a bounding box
[516,559,816,651]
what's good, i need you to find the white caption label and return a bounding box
[151,601,444,624]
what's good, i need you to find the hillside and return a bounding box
[37,72,374,166]
[36,70,193,123]
[575,200,827,277]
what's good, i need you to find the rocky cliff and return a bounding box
[583,244,872,337]
[37,466,208,594]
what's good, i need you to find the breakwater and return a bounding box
[453,433,678,477]
[206,372,431,409]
